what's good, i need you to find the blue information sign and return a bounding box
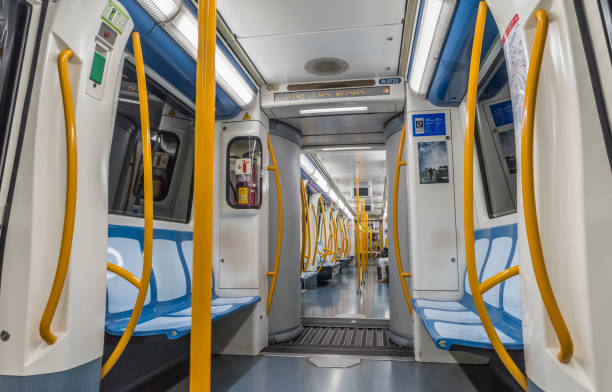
[489,100,514,127]
[412,113,446,137]
[379,77,401,85]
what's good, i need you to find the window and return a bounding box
[0,0,31,186]
[226,136,262,209]
[108,59,194,223]
[475,57,517,218]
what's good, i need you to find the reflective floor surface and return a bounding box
[167,355,513,392]
[301,264,390,319]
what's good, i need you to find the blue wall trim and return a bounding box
[120,0,250,120]
[426,0,500,106]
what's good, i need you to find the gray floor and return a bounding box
[165,264,513,392]
[301,264,390,319]
[167,355,512,392]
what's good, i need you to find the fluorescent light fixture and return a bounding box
[142,1,255,107]
[164,6,198,58]
[300,155,316,175]
[312,171,329,192]
[299,106,368,115]
[137,0,181,23]
[321,146,372,152]
[408,0,457,96]
[215,46,255,107]
[329,190,338,202]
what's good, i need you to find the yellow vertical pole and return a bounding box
[191,0,216,390]
[355,178,361,288]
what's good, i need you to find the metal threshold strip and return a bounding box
[263,318,413,359]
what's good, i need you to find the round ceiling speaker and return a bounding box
[304,57,349,76]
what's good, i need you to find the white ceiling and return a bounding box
[282,112,397,147]
[312,149,387,217]
[217,0,407,84]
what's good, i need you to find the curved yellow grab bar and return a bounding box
[318,198,328,272]
[39,49,78,345]
[309,204,319,270]
[355,178,361,287]
[463,3,526,389]
[101,32,154,379]
[266,133,283,315]
[520,10,573,364]
[304,185,311,272]
[190,1,216,388]
[299,179,307,272]
[107,263,141,288]
[392,123,413,315]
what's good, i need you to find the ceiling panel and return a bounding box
[314,149,387,216]
[282,113,396,136]
[237,24,403,84]
[218,0,406,37]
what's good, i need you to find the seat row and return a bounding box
[105,225,260,340]
[412,223,522,351]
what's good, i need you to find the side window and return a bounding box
[475,58,517,218]
[0,0,31,185]
[108,59,194,223]
[226,136,262,209]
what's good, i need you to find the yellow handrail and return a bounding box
[266,133,283,314]
[355,178,361,288]
[304,185,311,271]
[101,32,154,379]
[392,123,413,315]
[309,204,319,270]
[520,9,573,364]
[318,198,328,272]
[299,179,307,272]
[107,263,141,288]
[479,265,519,294]
[463,3,526,389]
[39,49,78,345]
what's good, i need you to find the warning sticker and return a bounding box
[235,158,252,175]
[502,14,528,132]
[153,152,169,169]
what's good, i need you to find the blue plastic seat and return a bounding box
[412,224,522,351]
[105,225,260,340]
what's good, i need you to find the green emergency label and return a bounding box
[90,51,106,84]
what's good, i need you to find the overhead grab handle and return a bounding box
[266,133,283,315]
[39,49,78,345]
[520,9,573,364]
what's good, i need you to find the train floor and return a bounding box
[302,264,389,319]
[165,354,513,392]
[163,263,514,392]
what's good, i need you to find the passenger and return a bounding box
[377,247,389,283]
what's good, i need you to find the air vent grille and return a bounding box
[304,57,349,76]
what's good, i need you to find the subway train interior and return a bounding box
[0,0,611,391]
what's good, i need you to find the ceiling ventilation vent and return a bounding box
[304,57,349,76]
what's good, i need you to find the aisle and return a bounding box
[301,265,389,319]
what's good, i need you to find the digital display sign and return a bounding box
[274,86,391,102]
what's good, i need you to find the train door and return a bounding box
[0,1,133,389]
